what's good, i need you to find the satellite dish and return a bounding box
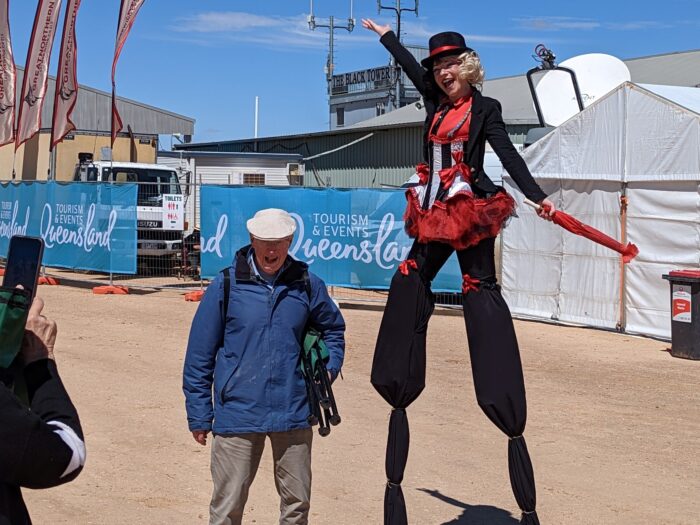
[534,53,631,126]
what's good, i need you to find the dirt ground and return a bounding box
[21,284,700,525]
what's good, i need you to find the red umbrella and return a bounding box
[525,199,639,263]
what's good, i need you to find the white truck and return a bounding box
[72,154,186,263]
[157,150,304,238]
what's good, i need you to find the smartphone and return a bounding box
[3,235,45,302]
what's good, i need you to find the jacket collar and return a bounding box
[233,244,308,285]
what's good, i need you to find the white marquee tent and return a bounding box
[501,82,700,339]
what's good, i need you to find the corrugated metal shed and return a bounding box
[175,126,424,188]
[17,66,194,136]
[158,150,302,165]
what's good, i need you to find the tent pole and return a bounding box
[617,185,629,332]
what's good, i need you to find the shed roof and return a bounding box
[158,150,303,162]
[18,66,195,136]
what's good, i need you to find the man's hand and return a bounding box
[192,430,210,446]
[20,297,57,365]
[362,18,391,37]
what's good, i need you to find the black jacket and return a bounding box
[380,31,548,203]
[1,360,85,525]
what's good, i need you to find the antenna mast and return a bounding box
[376,1,419,110]
[308,0,355,86]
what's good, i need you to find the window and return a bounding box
[336,107,345,127]
[74,166,98,182]
[376,102,386,117]
[113,170,136,183]
[287,164,303,186]
[243,173,265,186]
[101,167,181,206]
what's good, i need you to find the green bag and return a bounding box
[0,287,32,369]
[300,326,330,378]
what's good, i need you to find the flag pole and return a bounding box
[109,82,115,288]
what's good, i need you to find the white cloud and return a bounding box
[514,16,600,31]
[398,19,548,46]
[177,12,289,32]
[167,12,561,51]
[515,15,682,32]
[607,21,673,30]
[170,11,326,49]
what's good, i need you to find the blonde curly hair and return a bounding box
[457,51,484,87]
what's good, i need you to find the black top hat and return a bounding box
[421,31,473,68]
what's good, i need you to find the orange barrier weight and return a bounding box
[92,285,129,295]
[38,276,60,286]
[185,290,204,302]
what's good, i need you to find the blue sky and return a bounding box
[8,0,700,145]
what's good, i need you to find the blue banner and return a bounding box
[0,182,137,274]
[200,186,462,291]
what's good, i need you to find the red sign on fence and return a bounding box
[672,286,692,323]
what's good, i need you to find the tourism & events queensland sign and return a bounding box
[0,181,137,274]
[199,186,462,291]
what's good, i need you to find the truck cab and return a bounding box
[72,155,185,260]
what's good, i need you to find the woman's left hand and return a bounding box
[537,198,556,221]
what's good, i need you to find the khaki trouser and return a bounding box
[209,428,313,525]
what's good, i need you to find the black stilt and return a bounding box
[371,257,435,524]
[372,239,539,523]
[384,408,410,525]
[460,240,538,522]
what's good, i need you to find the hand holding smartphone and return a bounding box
[3,235,45,302]
[0,236,45,370]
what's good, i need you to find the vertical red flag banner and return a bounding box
[50,0,81,150]
[0,1,16,147]
[111,0,145,146]
[15,0,63,150]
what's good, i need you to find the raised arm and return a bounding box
[362,18,429,96]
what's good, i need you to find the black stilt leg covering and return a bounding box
[372,261,434,525]
[509,436,539,525]
[462,282,539,524]
[384,408,409,525]
[372,239,540,524]
[371,268,433,406]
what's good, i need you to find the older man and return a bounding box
[183,208,345,525]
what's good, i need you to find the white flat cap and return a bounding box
[246,208,297,240]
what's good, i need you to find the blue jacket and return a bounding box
[183,245,346,434]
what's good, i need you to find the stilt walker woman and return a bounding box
[362,19,556,525]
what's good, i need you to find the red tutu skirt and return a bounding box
[404,189,516,250]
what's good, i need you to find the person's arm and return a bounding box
[307,275,345,380]
[362,19,429,96]
[0,298,85,489]
[484,99,556,218]
[182,274,225,444]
